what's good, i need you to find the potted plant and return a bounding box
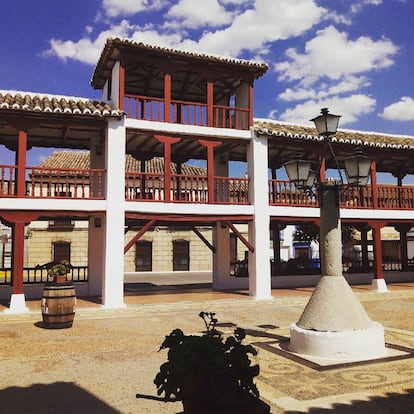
[154,312,270,413]
[47,260,71,283]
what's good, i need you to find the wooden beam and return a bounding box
[224,220,254,253]
[192,227,215,253]
[124,219,156,254]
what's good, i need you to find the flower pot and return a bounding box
[53,274,67,283]
[41,282,76,329]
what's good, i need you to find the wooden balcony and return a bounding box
[0,165,105,199]
[2,163,414,210]
[269,179,414,210]
[125,172,249,204]
[125,94,250,130]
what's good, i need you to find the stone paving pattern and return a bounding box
[0,283,413,413]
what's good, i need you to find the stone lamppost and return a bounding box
[285,108,385,361]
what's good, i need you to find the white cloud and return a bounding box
[44,0,326,65]
[279,76,371,102]
[351,0,382,14]
[179,0,325,57]
[102,0,162,18]
[379,97,414,121]
[276,94,376,126]
[275,26,397,85]
[43,20,138,64]
[167,0,234,29]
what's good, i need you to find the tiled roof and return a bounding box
[0,90,122,117]
[253,119,414,150]
[37,151,207,175]
[91,38,269,88]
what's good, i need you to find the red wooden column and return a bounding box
[370,160,378,209]
[11,221,25,295]
[118,62,125,111]
[164,73,171,122]
[2,211,38,312]
[16,130,27,197]
[248,83,254,127]
[207,80,214,127]
[154,135,181,202]
[198,139,222,204]
[319,157,326,182]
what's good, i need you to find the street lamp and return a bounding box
[285,108,385,361]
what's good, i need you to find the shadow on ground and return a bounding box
[0,382,120,414]
[285,388,414,413]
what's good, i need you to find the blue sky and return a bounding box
[1,0,414,168]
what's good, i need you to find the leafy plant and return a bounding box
[47,260,71,278]
[154,312,263,412]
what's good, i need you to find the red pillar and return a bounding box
[207,81,214,127]
[11,221,25,295]
[154,135,181,202]
[164,73,171,122]
[198,139,222,204]
[319,157,326,182]
[248,83,254,127]
[16,130,27,197]
[370,160,378,209]
[119,62,125,111]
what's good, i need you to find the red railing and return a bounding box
[4,164,414,209]
[125,172,165,201]
[0,165,105,199]
[269,180,414,210]
[125,172,249,204]
[214,176,249,204]
[124,94,250,130]
[0,164,15,197]
[268,180,318,207]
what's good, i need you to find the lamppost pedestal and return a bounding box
[289,181,386,360]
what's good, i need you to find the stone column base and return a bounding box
[289,321,386,361]
[4,293,29,314]
[371,278,388,292]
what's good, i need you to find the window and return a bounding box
[53,241,70,263]
[135,241,152,271]
[173,240,189,271]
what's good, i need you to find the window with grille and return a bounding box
[173,240,189,271]
[135,241,152,271]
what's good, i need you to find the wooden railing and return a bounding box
[269,180,414,210]
[0,165,105,199]
[268,180,318,207]
[125,172,249,204]
[124,94,250,130]
[3,164,414,209]
[0,265,88,285]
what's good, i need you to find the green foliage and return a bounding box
[154,312,260,409]
[47,260,71,277]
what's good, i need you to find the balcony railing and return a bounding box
[0,265,88,285]
[125,172,249,204]
[2,165,414,210]
[124,94,250,130]
[0,165,105,199]
[269,180,414,210]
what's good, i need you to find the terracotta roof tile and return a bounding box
[92,38,268,88]
[253,119,414,150]
[0,90,122,118]
[38,151,207,176]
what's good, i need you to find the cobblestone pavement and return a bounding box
[0,283,413,413]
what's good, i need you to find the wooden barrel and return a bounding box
[41,282,76,329]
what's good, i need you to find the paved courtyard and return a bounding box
[0,282,413,413]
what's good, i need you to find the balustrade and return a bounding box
[124,94,250,130]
